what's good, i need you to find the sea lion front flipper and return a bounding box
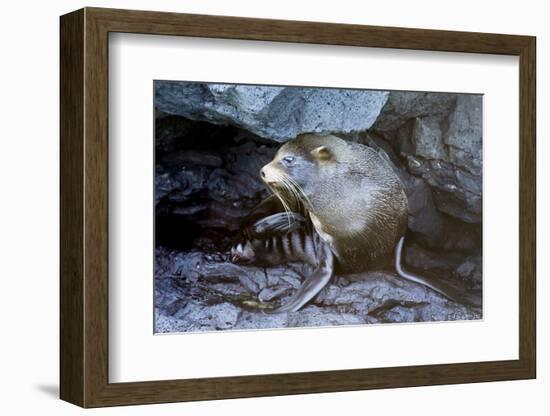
[266,239,335,313]
[240,195,285,230]
[246,212,306,239]
[231,212,307,264]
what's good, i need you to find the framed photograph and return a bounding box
[60,7,536,408]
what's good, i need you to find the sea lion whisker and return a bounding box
[282,176,309,218]
[282,177,301,211]
[269,173,295,226]
[285,176,312,212]
[276,173,303,219]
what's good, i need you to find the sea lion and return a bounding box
[231,133,455,312]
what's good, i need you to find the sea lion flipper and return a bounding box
[247,212,305,239]
[241,195,285,230]
[394,236,461,302]
[266,241,335,314]
[232,212,306,264]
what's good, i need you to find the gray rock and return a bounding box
[446,95,483,176]
[155,302,242,333]
[403,244,462,272]
[402,175,444,243]
[154,249,481,332]
[155,82,389,141]
[375,93,483,223]
[455,256,482,291]
[320,272,480,322]
[373,91,457,132]
[287,306,367,327]
[232,310,290,330]
[412,116,447,160]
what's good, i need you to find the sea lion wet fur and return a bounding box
[231,133,454,312]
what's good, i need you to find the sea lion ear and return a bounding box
[311,146,333,161]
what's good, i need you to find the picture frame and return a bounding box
[60,7,536,408]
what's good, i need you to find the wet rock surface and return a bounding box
[154,83,483,332]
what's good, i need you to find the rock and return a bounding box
[232,310,290,330]
[154,249,481,332]
[446,95,483,176]
[314,272,479,321]
[155,82,389,141]
[373,91,457,133]
[287,306,367,327]
[402,175,444,244]
[411,116,447,160]
[403,244,463,273]
[155,302,242,333]
[455,256,482,291]
[375,93,482,223]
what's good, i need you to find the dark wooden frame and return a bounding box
[60,7,536,408]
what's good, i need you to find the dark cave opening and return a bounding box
[155,214,204,251]
[154,115,278,253]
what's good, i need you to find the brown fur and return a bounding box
[261,133,408,273]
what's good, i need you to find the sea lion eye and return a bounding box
[281,156,295,166]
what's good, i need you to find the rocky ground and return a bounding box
[154,82,483,333]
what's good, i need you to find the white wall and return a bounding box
[0,0,546,414]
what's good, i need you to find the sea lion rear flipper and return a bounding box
[266,240,335,314]
[395,236,463,303]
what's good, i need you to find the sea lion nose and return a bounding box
[260,168,266,178]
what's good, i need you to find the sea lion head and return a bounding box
[260,134,346,214]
